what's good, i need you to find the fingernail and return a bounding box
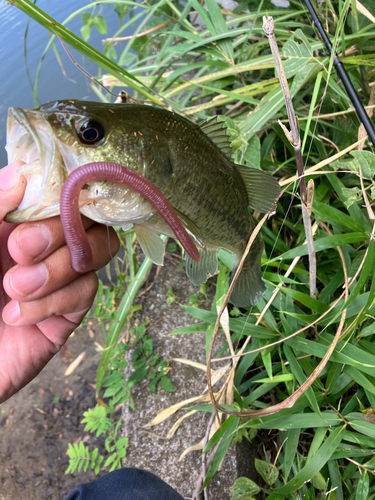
[10,263,49,296]
[0,163,22,192]
[3,301,21,325]
[17,225,51,260]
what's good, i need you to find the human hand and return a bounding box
[0,162,120,403]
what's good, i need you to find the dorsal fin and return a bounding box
[236,165,280,213]
[199,117,233,159]
[199,117,280,213]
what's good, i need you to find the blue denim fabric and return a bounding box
[63,469,184,500]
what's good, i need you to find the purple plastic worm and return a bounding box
[60,162,200,273]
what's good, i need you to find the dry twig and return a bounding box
[263,16,317,297]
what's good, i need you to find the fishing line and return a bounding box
[55,33,123,100]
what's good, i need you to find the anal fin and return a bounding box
[185,247,218,286]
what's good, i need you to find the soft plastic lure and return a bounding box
[60,162,200,272]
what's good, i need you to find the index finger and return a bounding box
[0,162,27,222]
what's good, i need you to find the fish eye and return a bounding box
[77,120,105,145]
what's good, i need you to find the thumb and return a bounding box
[0,162,27,222]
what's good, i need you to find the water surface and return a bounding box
[0,0,132,167]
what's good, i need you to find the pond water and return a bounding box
[0,0,133,168]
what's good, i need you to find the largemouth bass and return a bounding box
[5,100,280,307]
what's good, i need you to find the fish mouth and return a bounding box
[4,106,156,228]
[5,107,67,222]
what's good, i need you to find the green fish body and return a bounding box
[5,100,280,307]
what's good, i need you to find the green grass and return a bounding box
[10,0,375,497]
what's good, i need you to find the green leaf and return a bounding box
[302,70,323,154]
[254,458,279,485]
[355,471,370,500]
[80,23,91,41]
[312,471,327,490]
[81,405,112,437]
[328,175,371,232]
[149,376,160,394]
[243,411,341,430]
[344,366,375,396]
[169,322,209,335]
[273,426,345,495]
[290,61,320,96]
[104,453,117,468]
[94,14,107,34]
[268,232,368,263]
[128,365,149,387]
[235,339,260,387]
[277,286,329,314]
[282,29,313,78]
[285,332,375,378]
[91,448,98,462]
[241,87,283,135]
[328,460,344,500]
[243,135,261,169]
[307,427,327,462]
[203,416,239,488]
[341,186,362,209]
[115,437,129,450]
[347,416,375,440]
[231,477,260,499]
[284,344,321,415]
[255,374,294,384]
[181,306,279,339]
[350,150,375,179]
[143,337,153,358]
[161,376,175,392]
[103,381,124,398]
[313,200,364,232]
[205,0,233,62]
[338,237,375,315]
[261,341,273,380]
[283,428,301,481]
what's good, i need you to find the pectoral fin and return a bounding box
[121,223,134,231]
[134,224,165,265]
[237,165,280,213]
[143,210,205,250]
[185,247,218,286]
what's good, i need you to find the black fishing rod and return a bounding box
[303,0,375,147]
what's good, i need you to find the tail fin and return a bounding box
[229,237,265,308]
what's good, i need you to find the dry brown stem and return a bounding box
[263,15,317,297]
